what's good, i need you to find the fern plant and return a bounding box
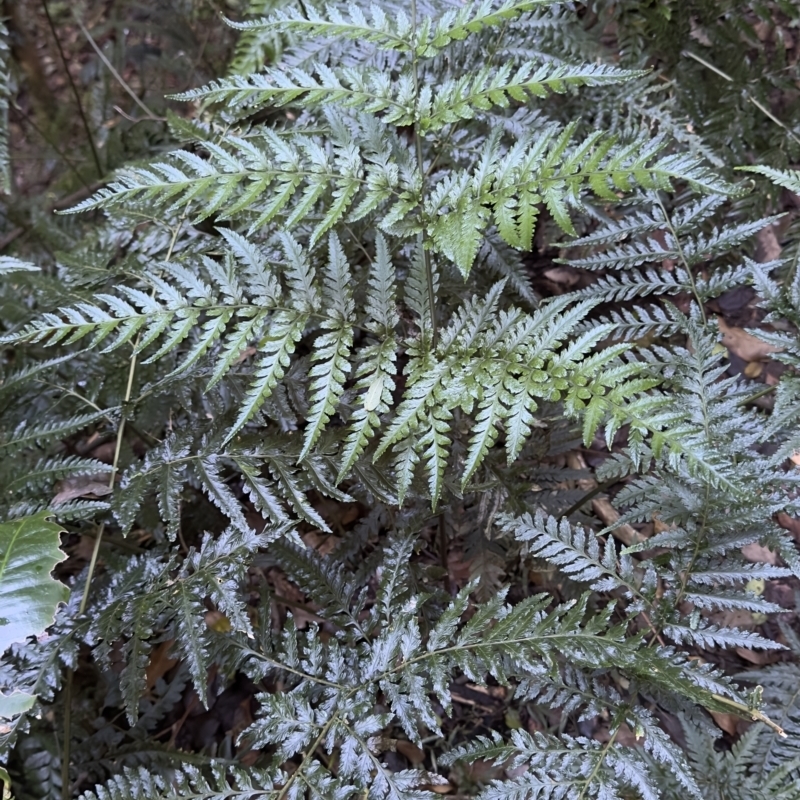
[1,1,799,799]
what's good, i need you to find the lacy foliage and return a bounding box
[1,1,799,799]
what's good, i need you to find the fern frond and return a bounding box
[300,235,354,459]
[77,764,274,800]
[62,134,388,244]
[335,246,397,471]
[664,621,786,651]
[4,455,112,496]
[226,311,307,441]
[227,0,284,76]
[176,66,413,124]
[420,62,645,131]
[739,165,800,195]
[0,256,38,275]
[226,4,414,52]
[444,728,667,800]
[428,127,733,274]
[503,510,639,594]
[0,410,112,454]
[419,0,559,57]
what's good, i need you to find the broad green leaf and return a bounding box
[0,765,11,800]
[0,513,68,655]
[0,691,35,719]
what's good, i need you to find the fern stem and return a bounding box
[577,726,619,800]
[738,383,776,406]
[410,0,437,347]
[77,347,138,614]
[63,220,185,798]
[277,714,338,800]
[711,694,787,738]
[34,379,110,419]
[61,324,141,800]
[557,477,618,520]
[243,648,344,689]
[640,610,667,648]
[657,197,707,325]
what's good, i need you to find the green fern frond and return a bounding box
[62,134,387,242]
[739,165,800,195]
[4,455,113,496]
[227,0,285,76]
[420,62,646,131]
[175,66,413,124]
[300,235,354,459]
[5,1,800,796]
[226,311,307,441]
[419,0,559,57]
[225,3,414,52]
[77,764,275,800]
[0,410,113,454]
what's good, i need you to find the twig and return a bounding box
[41,1,103,178]
[738,383,776,407]
[112,105,165,124]
[683,50,800,147]
[557,478,618,520]
[74,17,157,119]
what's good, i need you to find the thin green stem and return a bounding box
[711,693,787,737]
[61,325,140,800]
[410,0,437,347]
[34,379,108,418]
[62,220,184,798]
[657,196,707,325]
[738,383,776,406]
[577,727,619,800]
[276,715,337,800]
[77,346,138,614]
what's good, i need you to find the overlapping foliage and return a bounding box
[1,1,800,798]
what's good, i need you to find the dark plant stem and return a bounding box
[558,478,619,520]
[60,673,72,800]
[41,0,103,179]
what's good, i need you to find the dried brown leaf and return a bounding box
[396,740,426,765]
[718,317,778,362]
[52,476,112,506]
